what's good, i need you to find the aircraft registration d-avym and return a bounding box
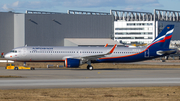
[5,25,176,70]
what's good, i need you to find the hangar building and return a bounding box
[0,10,114,54]
[1,9,180,54]
[112,9,180,45]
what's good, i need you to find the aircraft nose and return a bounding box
[4,53,11,59]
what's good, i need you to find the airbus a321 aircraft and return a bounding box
[5,25,176,70]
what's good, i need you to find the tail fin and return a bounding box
[147,25,174,50]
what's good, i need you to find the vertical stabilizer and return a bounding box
[147,25,174,50]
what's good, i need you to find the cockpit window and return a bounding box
[10,50,17,53]
[10,50,14,52]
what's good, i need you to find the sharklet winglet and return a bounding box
[108,44,117,54]
[104,44,108,47]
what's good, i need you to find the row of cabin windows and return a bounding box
[30,51,103,54]
[30,51,76,53]
[81,51,103,54]
[29,51,139,54]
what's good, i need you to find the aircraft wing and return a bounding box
[63,44,117,61]
[80,44,117,60]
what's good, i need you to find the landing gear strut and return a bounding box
[24,62,26,66]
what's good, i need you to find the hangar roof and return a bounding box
[64,38,124,46]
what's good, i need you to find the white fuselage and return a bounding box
[5,46,146,62]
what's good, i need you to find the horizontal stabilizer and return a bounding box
[156,49,176,55]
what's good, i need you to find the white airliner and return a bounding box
[5,25,176,70]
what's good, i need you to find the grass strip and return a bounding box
[0,86,180,101]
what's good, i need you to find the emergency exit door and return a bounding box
[144,49,149,58]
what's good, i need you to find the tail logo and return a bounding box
[146,28,174,49]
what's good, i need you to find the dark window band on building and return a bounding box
[127,23,153,26]
[115,28,144,30]
[115,32,152,35]
[115,37,153,39]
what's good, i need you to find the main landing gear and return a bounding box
[87,65,93,70]
[87,61,93,70]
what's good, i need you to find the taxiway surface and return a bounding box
[0,67,180,89]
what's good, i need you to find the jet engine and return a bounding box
[65,58,80,68]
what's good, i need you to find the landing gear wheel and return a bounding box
[14,67,18,70]
[87,65,93,70]
[30,67,35,70]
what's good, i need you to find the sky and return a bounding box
[0,0,179,13]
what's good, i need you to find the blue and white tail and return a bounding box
[147,25,174,50]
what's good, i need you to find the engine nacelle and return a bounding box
[65,58,80,68]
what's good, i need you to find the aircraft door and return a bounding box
[22,48,27,56]
[144,49,149,58]
[79,50,82,56]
